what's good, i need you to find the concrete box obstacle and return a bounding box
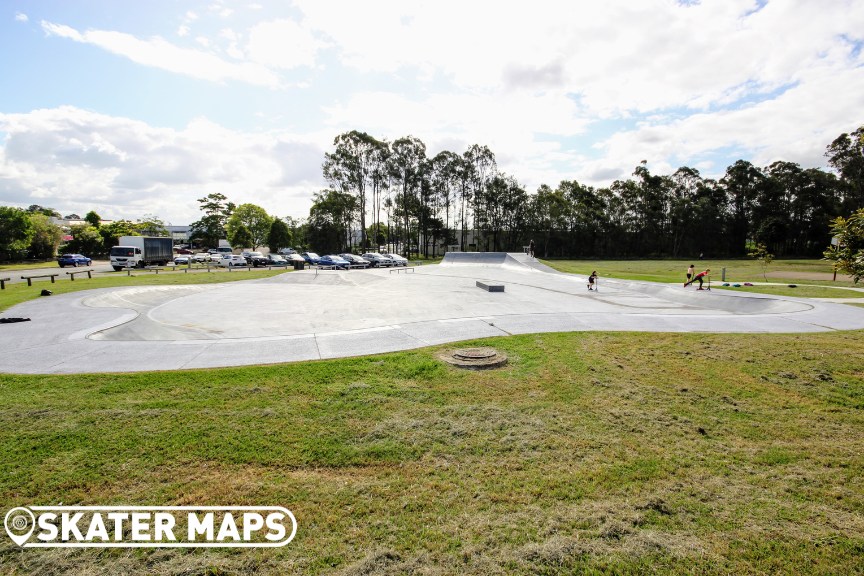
[476,281,504,292]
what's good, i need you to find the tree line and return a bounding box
[307,126,864,259]
[0,206,169,261]
[1,126,861,264]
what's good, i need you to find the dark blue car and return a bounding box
[301,252,321,264]
[58,253,92,267]
[318,255,350,269]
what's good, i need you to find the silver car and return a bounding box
[340,253,371,268]
[383,253,408,266]
[361,253,394,267]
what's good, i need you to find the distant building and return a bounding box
[167,225,191,244]
[49,217,114,228]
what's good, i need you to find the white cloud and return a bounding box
[9,0,864,221]
[577,58,864,187]
[0,107,325,222]
[295,0,864,116]
[246,19,326,69]
[298,0,864,191]
[322,89,588,162]
[208,2,234,19]
[41,20,283,88]
[15,12,28,22]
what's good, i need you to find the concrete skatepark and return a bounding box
[2,252,864,374]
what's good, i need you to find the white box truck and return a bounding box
[216,239,233,256]
[109,236,174,271]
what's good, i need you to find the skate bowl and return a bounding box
[0,253,862,373]
[610,280,813,314]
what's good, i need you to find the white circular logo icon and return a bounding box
[4,507,36,547]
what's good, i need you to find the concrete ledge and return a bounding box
[476,280,504,292]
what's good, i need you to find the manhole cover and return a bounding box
[440,347,508,370]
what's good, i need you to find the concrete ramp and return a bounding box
[441,252,510,266]
[441,251,550,271]
[441,251,561,273]
[618,281,814,314]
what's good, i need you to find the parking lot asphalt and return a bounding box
[2,252,864,374]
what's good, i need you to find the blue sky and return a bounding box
[1,0,862,224]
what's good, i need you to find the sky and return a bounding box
[1,0,862,226]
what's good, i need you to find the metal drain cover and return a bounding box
[440,347,508,370]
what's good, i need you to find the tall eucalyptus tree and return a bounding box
[463,144,497,250]
[429,150,461,251]
[721,160,765,255]
[323,131,386,251]
[388,136,427,257]
[826,125,864,212]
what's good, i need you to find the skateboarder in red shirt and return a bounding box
[684,268,710,289]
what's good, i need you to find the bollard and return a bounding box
[722,267,726,282]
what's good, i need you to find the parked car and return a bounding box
[361,252,394,267]
[57,253,92,267]
[284,253,305,263]
[241,251,264,264]
[173,247,193,254]
[216,254,248,267]
[339,253,370,268]
[278,247,297,255]
[318,255,350,269]
[193,252,211,263]
[249,254,288,267]
[173,255,191,265]
[383,253,408,266]
[301,252,322,265]
[213,254,247,268]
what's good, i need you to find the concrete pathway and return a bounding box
[2,252,863,374]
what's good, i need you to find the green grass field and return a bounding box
[0,261,59,271]
[544,259,864,300]
[1,332,862,574]
[0,267,288,313]
[1,260,862,574]
[715,284,864,298]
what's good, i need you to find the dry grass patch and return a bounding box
[1,332,863,574]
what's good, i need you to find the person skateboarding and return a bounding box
[588,271,597,291]
[684,268,710,289]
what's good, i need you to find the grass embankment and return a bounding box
[0,261,59,271]
[716,285,863,298]
[1,331,863,574]
[545,259,864,299]
[0,268,288,313]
